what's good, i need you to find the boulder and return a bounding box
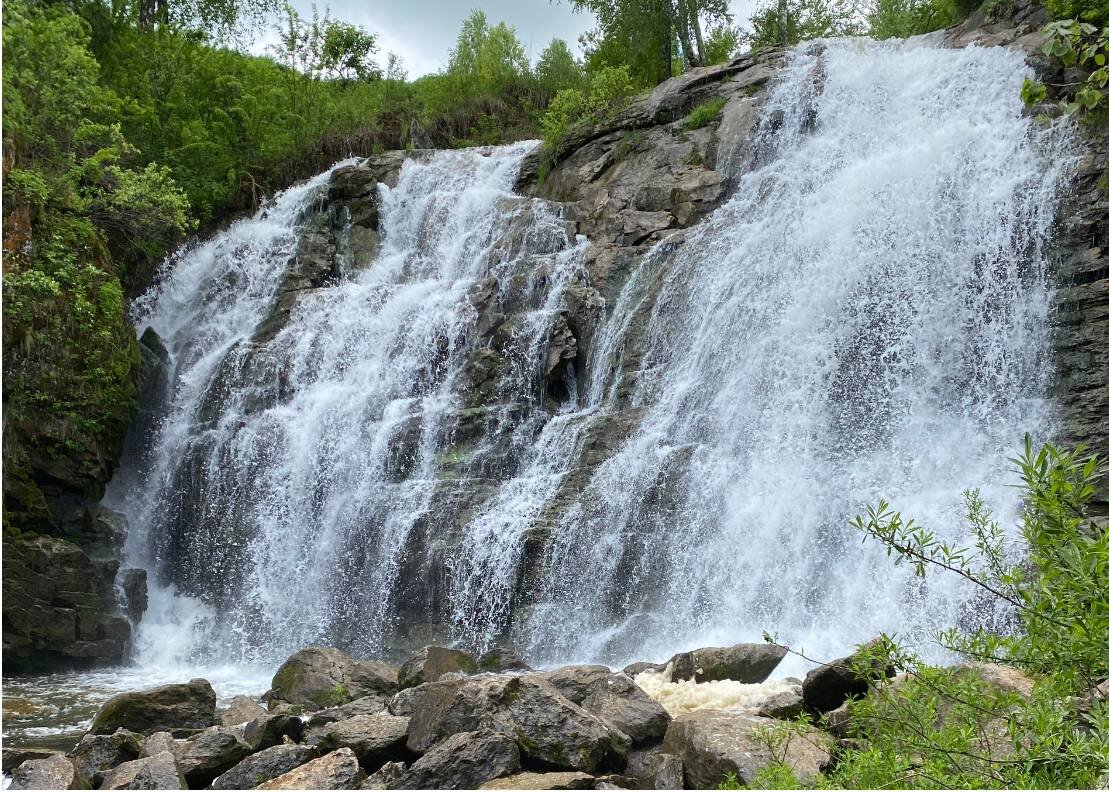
[666,643,786,684]
[9,753,80,790]
[481,771,596,789]
[245,712,305,750]
[220,695,267,726]
[952,662,1034,697]
[176,725,253,787]
[624,747,683,789]
[478,648,532,673]
[544,666,670,745]
[269,647,398,709]
[307,695,388,728]
[90,679,217,735]
[756,688,805,720]
[69,729,143,786]
[393,730,519,789]
[311,713,410,767]
[821,702,853,738]
[662,710,832,788]
[802,641,893,713]
[98,751,185,790]
[210,744,319,790]
[140,732,180,758]
[397,646,478,689]
[622,662,665,677]
[2,748,58,772]
[360,760,407,789]
[119,569,148,623]
[396,675,628,773]
[257,747,364,789]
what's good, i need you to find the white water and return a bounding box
[91,38,1070,689]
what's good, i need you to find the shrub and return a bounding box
[685,97,727,130]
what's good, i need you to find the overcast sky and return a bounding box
[254,0,759,77]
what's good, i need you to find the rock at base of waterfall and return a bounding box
[90,679,217,736]
[480,771,596,789]
[666,642,787,684]
[244,712,305,750]
[69,729,143,786]
[310,713,410,767]
[624,746,684,789]
[2,749,58,773]
[397,645,479,689]
[478,647,532,673]
[176,725,253,787]
[210,744,319,790]
[268,646,399,709]
[756,687,805,720]
[257,747,364,789]
[307,695,389,728]
[8,753,80,790]
[98,751,185,790]
[361,760,408,789]
[220,695,266,726]
[802,640,894,713]
[542,665,670,745]
[623,662,665,677]
[140,732,180,758]
[395,674,629,772]
[393,730,520,789]
[662,710,833,788]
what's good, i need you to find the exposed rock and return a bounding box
[98,751,185,790]
[176,725,253,787]
[360,760,407,789]
[952,662,1035,697]
[662,710,832,788]
[397,674,629,772]
[210,744,319,790]
[756,688,805,720]
[622,662,664,677]
[245,711,305,750]
[2,749,58,772]
[398,645,479,689]
[802,641,893,713]
[90,679,217,735]
[257,747,364,789]
[393,730,519,790]
[140,732,179,759]
[119,569,148,623]
[666,642,787,684]
[307,695,389,728]
[69,729,143,786]
[821,702,853,738]
[8,753,80,790]
[221,694,267,726]
[623,747,683,789]
[311,713,410,767]
[478,647,532,673]
[268,646,399,709]
[543,666,670,745]
[481,771,596,789]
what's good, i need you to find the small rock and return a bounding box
[2,748,57,773]
[90,679,217,735]
[269,647,398,709]
[821,702,853,738]
[478,648,532,673]
[481,771,595,789]
[220,694,267,726]
[99,751,185,790]
[9,753,79,790]
[360,760,407,789]
[666,642,787,684]
[140,732,179,758]
[176,725,253,787]
[622,662,664,677]
[397,646,478,689]
[756,688,804,720]
[210,744,319,790]
[802,640,894,713]
[245,711,306,750]
[307,695,389,728]
[624,747,683,789]
[393,730,519,789]
[312,713,410,767]
[69,728,142,786]
[257,746,364,789]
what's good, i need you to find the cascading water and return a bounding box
[106,36,1071,676]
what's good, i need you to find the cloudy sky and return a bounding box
[256,0,758,77]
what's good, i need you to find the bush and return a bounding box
[685,97,727,130]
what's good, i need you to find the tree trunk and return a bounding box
[690,0,707,64]
[676,0,698,69]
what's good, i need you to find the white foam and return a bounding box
[635,669,800,715]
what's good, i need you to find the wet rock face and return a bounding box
[90,679,217,736]
[666,642,787,685]
[267,646,400,709]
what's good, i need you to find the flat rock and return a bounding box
[393,730,519,789]
[311,713,410,767]
[9,753,80,790]
[307,695,388,728]
[210,744,319,790]
[666,643,786,684]
[662,709,832,788]
[90,679,217,735]
[99,751,185,790]
[257,747,364,789]
[269,647,398,709]
[481,771,595,789]
[397,646,478,689]
[220,695,267,726]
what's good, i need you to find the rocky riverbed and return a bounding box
[3,641,1036,790]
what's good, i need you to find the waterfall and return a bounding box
[108,37,1071,672]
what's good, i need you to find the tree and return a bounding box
[319,19,380,84]
[702,20,740,62]
[743,0,864,49]
[536,38,584,96]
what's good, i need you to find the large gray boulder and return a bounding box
[624,746,683,789]
[666,642,787,684]
[268,647,398,709]
[9,753,80,790]
[397,645,478,689]
[244,711,305,750]
[478,648,532,673]
[310,713,410,767]
[98,751,185,790]
[210,744,319,790]
[89,679,217,735]
[220,695,266,726]
[393,730,520,789]
[361,760,407,789]
[802,641,893,713]
[2,748,57,773]
[176,725,253,787]
[662,710,832,788]
[69,729,142,786]
[543,666,670,745]
[394,674,629,773]
[757,687,805,720]
[257,747,364,789]
[306,695,388,727]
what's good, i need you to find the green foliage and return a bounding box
[745,0,866,50]
[704,22,742,63]
[536,38,586,97]
[319,19,380,84]
[1044,0,1109,24]
[867,0,966,38]
[540,66,637,154]
[1024,20,1109,118]
[685,97,727,129]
